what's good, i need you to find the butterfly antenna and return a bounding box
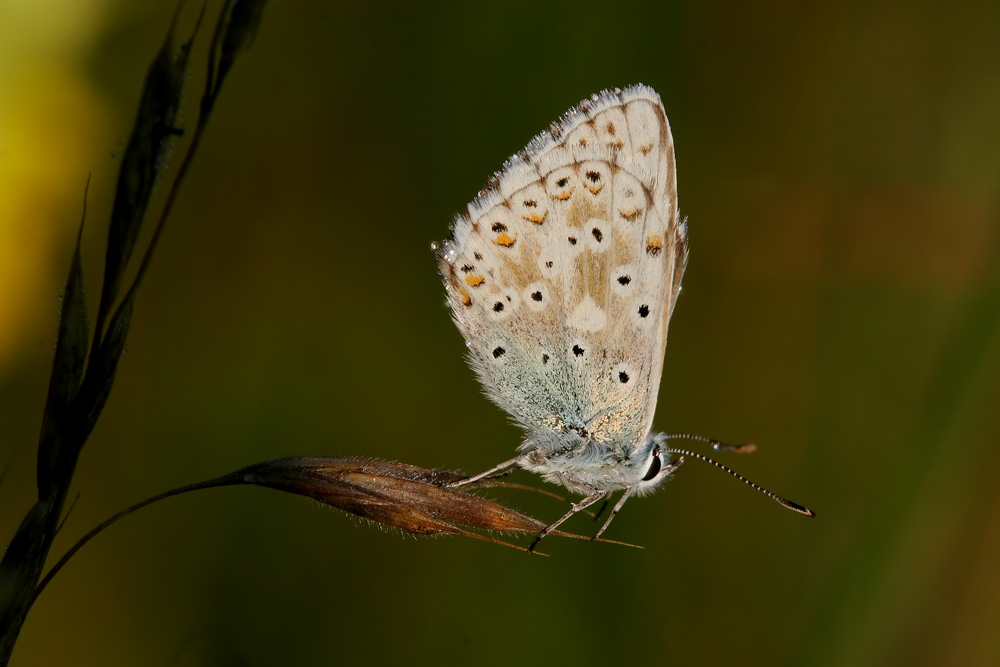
[665,433,756,454]
[663,447,815,517]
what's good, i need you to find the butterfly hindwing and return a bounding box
[438,85,685,452]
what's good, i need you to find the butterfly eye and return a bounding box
[642,453,662,481]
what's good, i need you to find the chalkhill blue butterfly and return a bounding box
[436,85,813,549]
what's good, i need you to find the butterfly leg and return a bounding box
[528,492,607,552]
[446,456,521,488]
[591,489,634,541]
[592,456,685,541]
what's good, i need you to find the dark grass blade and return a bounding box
[1,8,245,663]
[95,7,191,341]
[2,190,92,661]
[213,0,269,94]
[36,185,91,496]
[77,299,133,444]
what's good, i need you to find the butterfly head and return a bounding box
[630,432,678,497]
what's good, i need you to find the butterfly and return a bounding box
[436,85,812,549]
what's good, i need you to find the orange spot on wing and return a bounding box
[465,274,485,287]
[554,192,572,200]
[522,212,546,224]
[646,233,664,256]
[493,232,516,247]
[619,208,643,221]
[459,288,472,306]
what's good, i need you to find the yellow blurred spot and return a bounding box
[465,274,485,287]
[0,6,109,370]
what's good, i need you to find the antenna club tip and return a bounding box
[734,443,757,454]
[777,497,816,517]
[791,503,817,518]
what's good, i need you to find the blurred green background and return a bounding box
[2,1,999,665]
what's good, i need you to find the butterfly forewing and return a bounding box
[438,85,686,452]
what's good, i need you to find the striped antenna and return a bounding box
[663,447,816,517]
[665,433,756,454]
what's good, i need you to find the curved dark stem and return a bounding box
[30,472,243,608]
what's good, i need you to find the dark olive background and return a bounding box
[2,1,999,665]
